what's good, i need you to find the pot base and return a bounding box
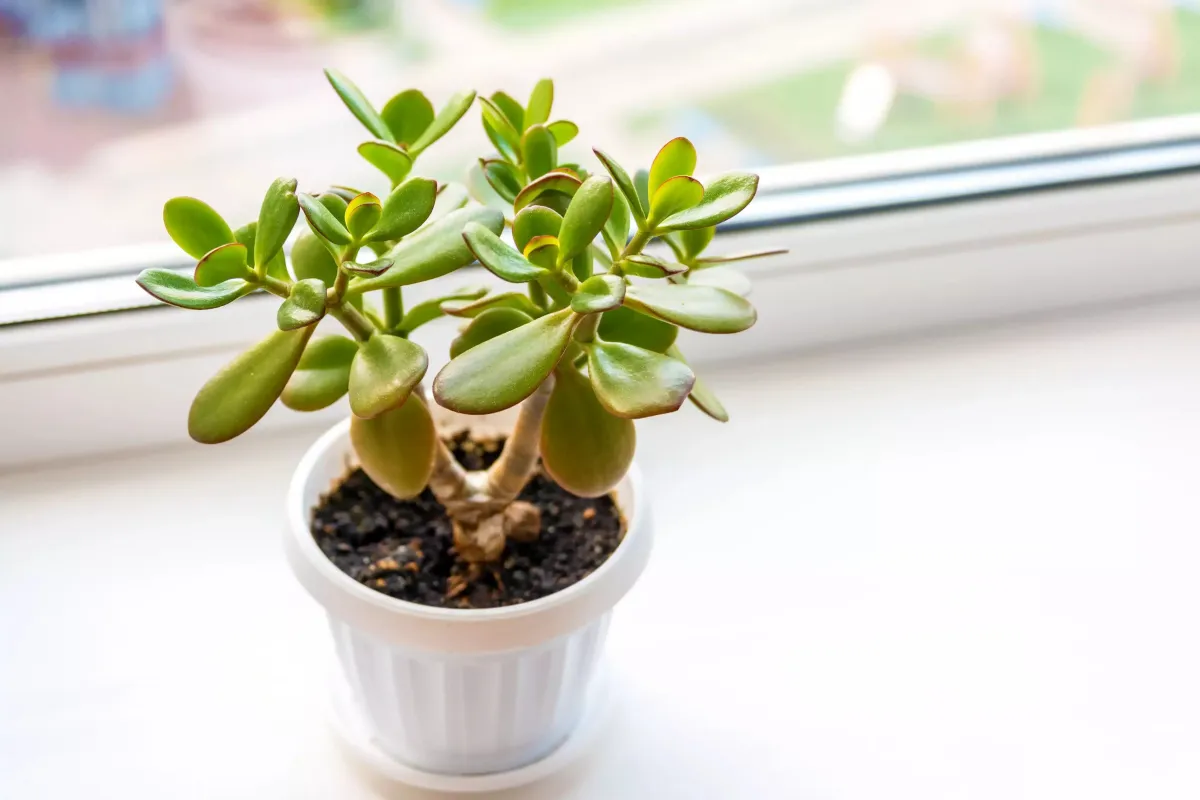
[328,663,614,793]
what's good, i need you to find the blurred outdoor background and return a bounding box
[3,0,1200,261]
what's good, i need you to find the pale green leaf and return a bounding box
[624,283,756,333]
[136,269,253,310]
[657,172,759,232]
[434,308,577,414]
[324,68,391,140]
[351,394,437,499]
[277,278,327,330]
[351,206,504,292]
[188,326,313,443]
[587,340,694,419]
[194,242,251,287]
[557,175,613,263]
[462,221,545,282]
[571,274,625,314]
[163,197,234,259]
[648,137,697,198]
[410,90,477,156]
[255,177,299,271]
[282,335,357,412]
[348,334,428,418]
[540,364,636,497]
[381,89,434,147]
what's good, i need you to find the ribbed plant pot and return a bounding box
[283,417,652,777]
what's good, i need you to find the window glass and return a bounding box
[3,0,1200,263]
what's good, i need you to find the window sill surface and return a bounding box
[3,298,1200,799]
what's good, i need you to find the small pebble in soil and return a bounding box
[311,431,624,609]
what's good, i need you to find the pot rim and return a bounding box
[284,417,652,652]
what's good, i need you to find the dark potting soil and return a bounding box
[311,432,625,609]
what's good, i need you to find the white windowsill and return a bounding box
[4,295,1200,799]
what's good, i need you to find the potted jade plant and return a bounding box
[136,70,781,781]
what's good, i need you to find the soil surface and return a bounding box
[311,432,625,609]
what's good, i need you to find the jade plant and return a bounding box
[137,71,783,565]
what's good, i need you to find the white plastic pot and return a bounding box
[284,418,652,777]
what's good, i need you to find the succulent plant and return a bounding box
[137,71,783,564]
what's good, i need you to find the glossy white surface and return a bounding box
[4,298,1200,799]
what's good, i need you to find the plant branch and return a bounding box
[329,305,375,341]
[383,287,403,332]
[485,375,555,501]
[620,228,652,260]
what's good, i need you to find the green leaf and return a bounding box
[136,269,254,310]
[194,242,251,287]
[462,221,545,283]
[598,305,677,353]
[397,286,488,333]
[619,253,686,278]
[557,175,613,264]
[298,193,351,246]
[695,248,788,265]
[547,120,578,146]
[188,326,313,443]
[593,149,645,224]
[676,226,716,260]
[490,91,525,132]
[602,186,630,254]
[521,124,557,181]
[358,140,414,186]
[345,192,382,240]
[648,137,697,199]
[587,340,694,418]
[513,206,563,252]
[163,197,234,259]
[657,172,759,232]
[351,206,505,293]
[523,235,559,270]
[255,178,299,271]
[318,192,349,224]
[634,169,650,217]
[372,177,438,242]
[327,186,362,203]
[381,89,434,147]
[649,175,704,223]
[276,278,327,330]
[513,172,582,213]
[449,307,534,358]
[667,344,728,422]
[479,97,522,160]
[232,222,288,282]
[291,231,338,285]
[624,283,756,333]
[571,274,625,314]
[540,365,635,497]
[686,266,751,297]
[342,257,394,277]
[348,334,428,418]
[480,159,522,204]
[410,90,477,156]
[434,308,577,414]
[526,78,553,127]
[441,291,540,318]
[350,394,437,500]
[282,335,357,412]
[571,247,593,282]
[324,68,390,140]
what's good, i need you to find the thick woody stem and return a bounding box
[485,375,555,501]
